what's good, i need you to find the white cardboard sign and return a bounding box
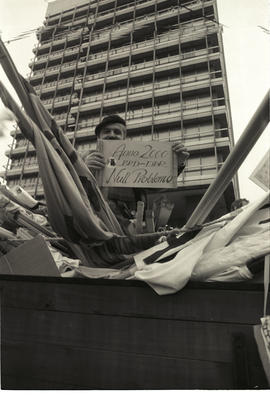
[97,140,178,188]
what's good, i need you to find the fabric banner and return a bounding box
[133,191,270,294]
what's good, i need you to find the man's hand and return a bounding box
[83,150,106,172]
[172,142,190,166]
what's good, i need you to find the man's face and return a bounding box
[99,122,126,140]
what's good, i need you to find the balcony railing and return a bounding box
[31,60,77,77]
[71,68,220,110]
[76,70,219,106]
[45,0,97,26]
[83,27,215,65]
[37,2,216,55]
[34,77,74,93]
[33,28,85,53]
[45,0,207,29]
[31,44,81,67]
[33,14,213,66]
[31,39,219,83]
[89,0,214,36]
[71,94,225,124]
[125,97,225,121]
[7,126,229,161]
[87,10,214,44]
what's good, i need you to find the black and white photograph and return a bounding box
[0,0,269,395]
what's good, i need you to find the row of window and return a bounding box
[11,123,227,161]
[56,112,76,120]
[78,75,216,105]
[35,54,219,94]
[35,15,213,65]
[35,27,177,64]
[9,128,227,169]
[11,94,225,142]
[46,0,149,27]
[8,159,220,180]
[32,43,218,81]
[44,1,207,45]
[42,15,90,36]
[75,114,221,138]
[11,155,37,168]
[9,152,220,171]
[53,94,223,127]
[13,120,224,148]
[87,12,213,44]
[42,70,216,106]
[35,77,74,92]
[44,0,155,38]
[43,94,71,106]
[76,94,224,114]
[34,44,81,63]
[46,0,203,28]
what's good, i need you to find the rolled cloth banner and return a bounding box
[10,186,39,209]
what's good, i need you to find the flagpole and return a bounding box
[0,37,35,117]
[0,81,35,144]
[185,89,270,229]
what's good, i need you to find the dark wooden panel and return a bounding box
[1,374,87,390]
[1,307,261,364]
[0,273,265,289]
[1,277,268,389]
[0,280,265,324]
[1,341,233,389]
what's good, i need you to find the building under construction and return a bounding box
[3,0,239,226]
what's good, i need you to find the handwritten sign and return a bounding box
[97,140,178,188]
[249,149,270,191]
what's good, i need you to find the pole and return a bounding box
[185,89,270,229]
[0,37,35,119]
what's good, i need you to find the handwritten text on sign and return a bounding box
[98,140,178,188]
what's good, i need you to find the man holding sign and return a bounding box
[81,115,189,233]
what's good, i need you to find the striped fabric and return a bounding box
[0,83,115,242]
[0,37,123,234]
[0,38,163,267]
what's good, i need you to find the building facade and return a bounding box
[4,0,239,226]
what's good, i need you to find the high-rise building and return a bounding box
[3,0,239,226]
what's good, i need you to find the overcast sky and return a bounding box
[0,0,269,201]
